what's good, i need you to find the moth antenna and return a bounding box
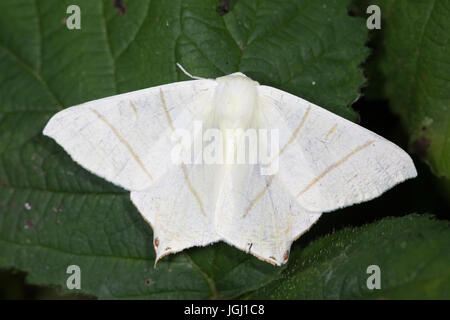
[176,62,205,80]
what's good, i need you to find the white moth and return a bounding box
[43,64,417,266]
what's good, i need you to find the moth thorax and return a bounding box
[214,74,259,130]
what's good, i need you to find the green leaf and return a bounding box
[370,0,450,178]
[250,214,450,299]
[0,0,368,298]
